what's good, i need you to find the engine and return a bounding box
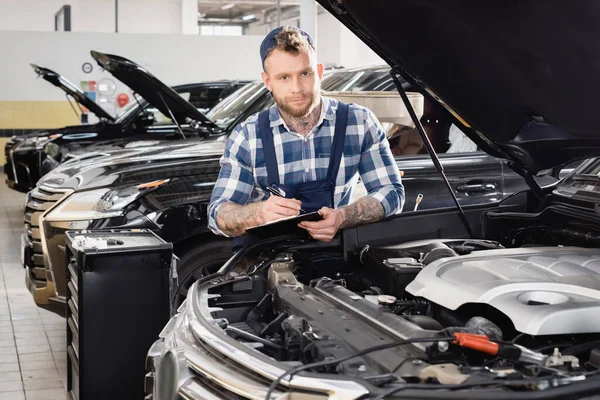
[204,238,600,387]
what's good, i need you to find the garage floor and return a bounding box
[0,176,67,400]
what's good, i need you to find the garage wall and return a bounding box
[245,11,384,69]
[0,30,264,135]
[0,0,182,34]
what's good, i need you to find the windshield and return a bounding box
[204,67,399,130]
[321,67,397,91]
[206,81,268,129]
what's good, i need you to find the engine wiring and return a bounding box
[264,336,454,400]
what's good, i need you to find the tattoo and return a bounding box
[339,196,384,230]
[280,102,322,136]
[216,202,263,237]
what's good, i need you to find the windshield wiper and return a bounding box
[390,67,474,238]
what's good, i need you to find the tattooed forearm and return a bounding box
[339,196,384,229]
[280,101,322,136]
[216,202,262,237]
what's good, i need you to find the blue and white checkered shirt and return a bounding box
[208,96,405,236]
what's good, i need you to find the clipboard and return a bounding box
[245,211,323,239]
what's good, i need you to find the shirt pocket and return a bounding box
[315,153,330,179]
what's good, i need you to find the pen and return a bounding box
[266,185,306,213]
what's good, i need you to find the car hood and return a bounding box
[90,51,220,130]
[38,139,226,190]
[319,1,600,174]
[30,63,115,122]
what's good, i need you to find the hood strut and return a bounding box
[390,68,474,238]
[65,93,83,121]
[157,91,187,140]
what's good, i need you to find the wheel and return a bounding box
[173,239,232,309]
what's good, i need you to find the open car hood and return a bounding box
[90,51,219,130]
[31,64,115,122]
[319,1,600,174]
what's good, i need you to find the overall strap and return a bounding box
[327,101,349,181]
[257,109,280,185]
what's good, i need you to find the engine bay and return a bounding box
[198,210,600,393]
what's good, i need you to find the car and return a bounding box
[21,65,421,314]
[4,56,248,192]
[22,63,532,317]
[144,2,600,399]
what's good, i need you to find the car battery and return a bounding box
[64,229,176,400]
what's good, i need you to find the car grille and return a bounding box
[24,186,70,285]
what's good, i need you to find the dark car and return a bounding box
[4,57,248,192]
[144,2,600,399]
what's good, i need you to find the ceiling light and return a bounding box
[221,3,235,9]
[242,14,256,21]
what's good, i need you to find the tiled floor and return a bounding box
[0,177,67,400]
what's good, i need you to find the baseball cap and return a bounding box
[259,26,315,65]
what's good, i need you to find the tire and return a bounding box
[173,239,232,309]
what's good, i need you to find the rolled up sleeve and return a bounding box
[208,124,255,236]
[358,109,405,216]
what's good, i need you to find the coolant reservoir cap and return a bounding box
[378,295,397,306]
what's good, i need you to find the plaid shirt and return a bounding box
[208,96,405,236]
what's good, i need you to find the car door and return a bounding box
[398,151,505,212]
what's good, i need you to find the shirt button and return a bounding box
[305,167,310,173]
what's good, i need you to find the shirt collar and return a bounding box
[269,96,337,129]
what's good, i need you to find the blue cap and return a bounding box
[260,26,315,65]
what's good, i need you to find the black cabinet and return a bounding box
[65,229,175,400]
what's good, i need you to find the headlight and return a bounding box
[44,179,170,221]
[44,188,127,221]
[44,142,60,159]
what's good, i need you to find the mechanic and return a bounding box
[208,26,405,251]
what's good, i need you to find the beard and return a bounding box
[272,88,320,119]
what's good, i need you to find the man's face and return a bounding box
[261,48,324,118]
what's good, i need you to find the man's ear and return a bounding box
[261,70,272,92]
[317,62,325,80]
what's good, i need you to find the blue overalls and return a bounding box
[231,102,349,253]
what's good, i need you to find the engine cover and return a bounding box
[406,246,600,335]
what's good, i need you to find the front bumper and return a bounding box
[22,186,72,315]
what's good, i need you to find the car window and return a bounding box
[146,106,172,125]
[321,68,398,92]
[387,99,478,156]
[188,87,229,112]
[206,81,269,129]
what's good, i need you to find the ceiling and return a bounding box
[197,0,302,24]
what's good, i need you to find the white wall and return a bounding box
[316,12,341,68]
[0,30,264,101]
[244,10,383,69]
[0,0,182,34]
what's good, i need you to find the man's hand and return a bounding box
[257,196,302,225]
[298,207,344,242]
[216,196,302,237]
[298,197,385,242]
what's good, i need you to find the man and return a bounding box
[208,26,404,249]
